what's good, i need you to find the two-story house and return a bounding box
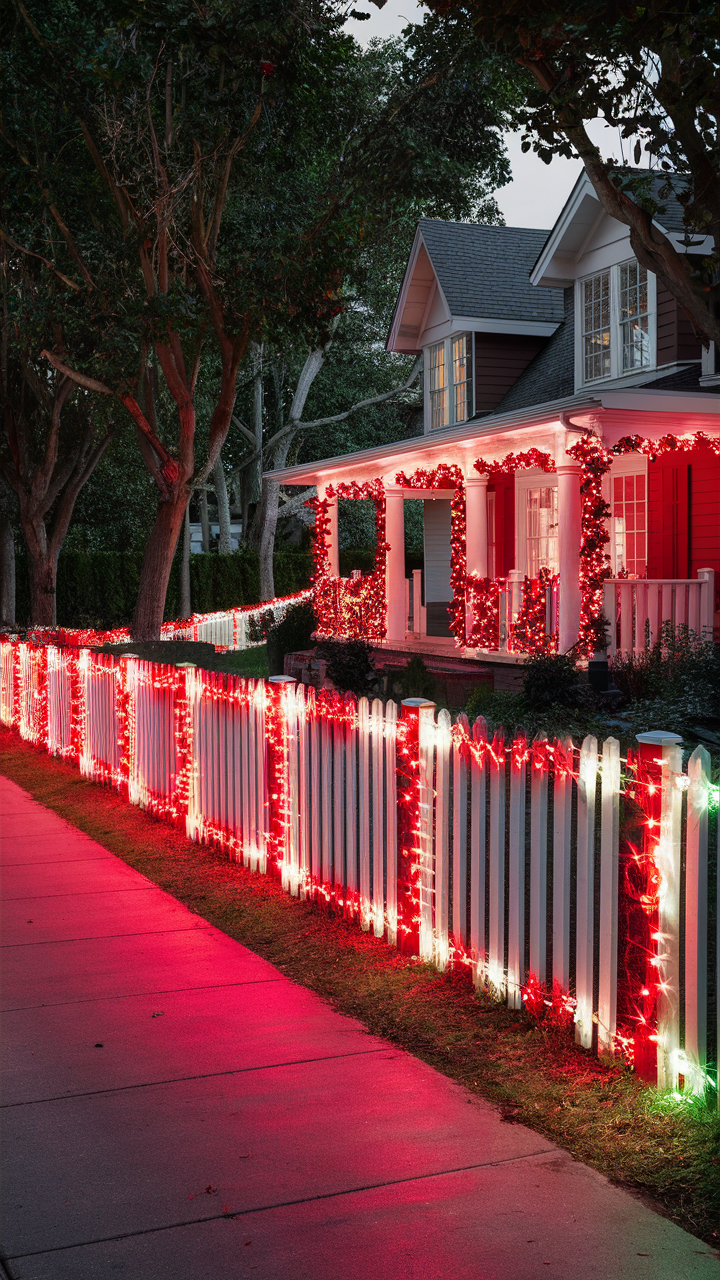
[267,171,719,665]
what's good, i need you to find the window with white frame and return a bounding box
[427,333,473,429]
[579,259,653,384]
[611,468,647,578]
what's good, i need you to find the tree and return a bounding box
[4,0,365,638]
[0,253,115,625]
[421,0,720,346]
[224,23,520,595]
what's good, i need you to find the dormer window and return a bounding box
[427,333,473,430]
[579,260,653,384]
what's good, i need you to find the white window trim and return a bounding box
[574,261,657,390]
[515,469,559,577]
[603,455,649,576]
[424,331,474,433]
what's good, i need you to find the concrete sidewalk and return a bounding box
[1,774,717,1280]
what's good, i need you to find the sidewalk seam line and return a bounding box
[1,1047,388,1108]
[3,1148,557,1260]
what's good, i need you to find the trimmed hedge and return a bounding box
[14,546,312,628]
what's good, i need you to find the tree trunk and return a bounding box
[199,489,211,553]
[214,458,233,554]
[180,504,191,618]
[0,512,15,628]
[131,493,188,640]
[258,476,280,601]
[28,548,59,627]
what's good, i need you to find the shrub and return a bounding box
[395,655,436,702]
[314,638,376,698]
[265,601,316,676]
[522,652,579,711]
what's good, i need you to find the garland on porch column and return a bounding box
[565,434,613,656]
[308,479,387,640]
[395,464,467,643]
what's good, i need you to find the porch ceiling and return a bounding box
[266,389,719,487]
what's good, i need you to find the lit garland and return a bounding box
[615,748,664,1079]
[473,448,556,477]
[395,710,422,953]
[611,430,720,463]
[396,464,467,643]
[511,567,559,654]
[310,480,387,640]
[566,434,613,657]
[465,574,503,649]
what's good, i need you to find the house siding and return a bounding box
[474,333,548,414]
[492,288,575,414]
[655,282,703,367]
[647,448,720,606]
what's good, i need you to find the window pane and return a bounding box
[612,468,647,576]
[582,272,611,381]
[620,261,650,370]
[451,333,472,424]
[429,342,448,429]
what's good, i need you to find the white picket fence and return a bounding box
[1,640,717,1102]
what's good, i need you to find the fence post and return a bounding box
[452,712,469,962]
[635,730,683,1090]
[685,745,710,1093]
[397,698,435,958]
[597,736,621,1055]
[266,676,297,884]
[434,708,452,970]
[487,730,507,996]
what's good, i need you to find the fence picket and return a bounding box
[487,731,506,995]
[507,735,527,1009]
[552,737,573,994]
[345,695,358,914]
[384,700,397,945]
[358,697,371,929]
[470,717,487,984]
[371,698,385,938]
[576,736,598,1049]
[452,713,469,959]
[529,738,549,987]
[598,737,620,1055]
[685,746,710,1090]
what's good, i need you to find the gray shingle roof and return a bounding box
[418,220,566,325]
[492,288,575,413]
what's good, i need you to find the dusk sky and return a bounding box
[342,0,586,231]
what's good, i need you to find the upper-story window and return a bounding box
[427,333,473,429]
[580,259,653,384]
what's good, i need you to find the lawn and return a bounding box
[1,725,718,1247]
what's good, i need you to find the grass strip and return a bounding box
[1,725,718,1246]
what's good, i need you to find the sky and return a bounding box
[342,0,586,231]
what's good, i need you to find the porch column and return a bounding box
[557,462,582,653]
[318,482,339,577]
[465,475,488,578]
[385,486,406,644]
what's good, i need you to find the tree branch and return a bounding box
[0,230,82,291]
[267,354,422,451]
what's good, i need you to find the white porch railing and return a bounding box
[406,570,426,638]
[604,569,715,656]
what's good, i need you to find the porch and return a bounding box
[266,401,720,661]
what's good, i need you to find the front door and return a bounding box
[423,499,452,637]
